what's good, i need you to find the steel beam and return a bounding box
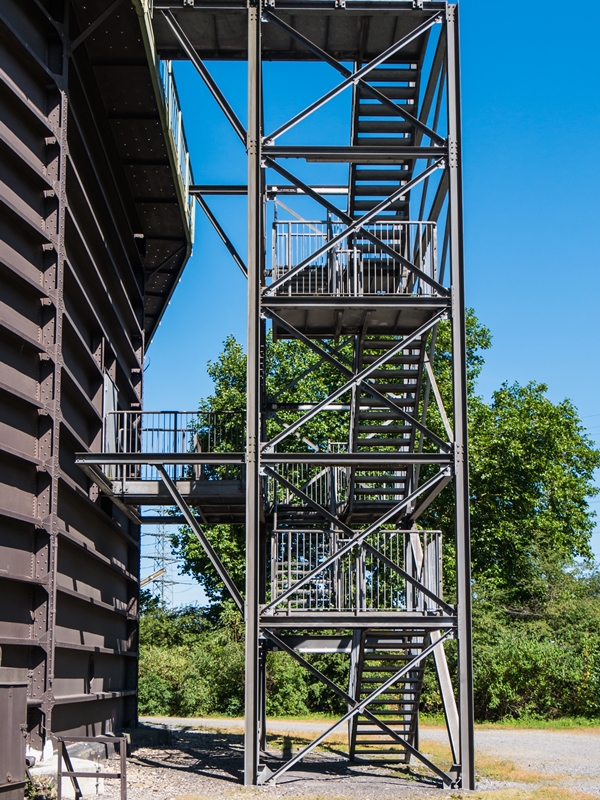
[156,466,244,612]
[446,4,475,790]
[162,9,247,144]
[244,2,262,785]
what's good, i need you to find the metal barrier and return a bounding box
[272,220,437,296]
[103,410,245,481]
[270,529,441,614]
[56,736,127,800]
[159,60,195,233]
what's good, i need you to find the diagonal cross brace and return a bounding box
[195,195,248,277]
[162,10,247,145]
[262,629,455,786]
[261,467,450,615]
[264,158,449,296]
[264,10,445,146]
[424,354,453,441]
[264,158,445,296]
[263,465,454,615]
[156,466,244,614]
[262,310,449,452]
[259,630,455,785]
[69,0,124,53]
[264,12,443,143]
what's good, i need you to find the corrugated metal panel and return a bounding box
[0,0,189,752]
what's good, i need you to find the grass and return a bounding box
[420,713,600,732]
[452,790,598,800]
[147,711,600,732]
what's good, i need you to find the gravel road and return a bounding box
[102,716,599,800]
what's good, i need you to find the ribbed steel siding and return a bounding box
[0,0,143,749]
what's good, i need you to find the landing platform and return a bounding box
[269,296,449,338]
[152,3,445,62]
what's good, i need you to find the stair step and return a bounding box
[354,478,407,485]
[364,383,417,391]
[358,85,416,100]
[358,423,412,432]
[354,169,411,181]
[354,479,407,487]
[358,414,414,423]
[361,354,421,364]
[353,184,410,196]
[363,339,422,349]
[354,216,409,223]
[367,68,418,82]
[354,199,409,211]
[354,740,409,746]
[364,643,425,650]
[354,489,406,496]
[357,400,416,408]
[356,137,412,148]
[366,369,420,379]
[358,689,421,696]
[357,440,411,448]
[357,121,414,134]
[358,103,416,117]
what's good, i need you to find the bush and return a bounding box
[139,566,600,722]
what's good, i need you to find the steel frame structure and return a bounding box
[242,1,473,788]
[75,0,474,791]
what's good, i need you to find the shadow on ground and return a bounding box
[117,727,446,799]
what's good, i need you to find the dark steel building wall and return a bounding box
[0,0,191,750]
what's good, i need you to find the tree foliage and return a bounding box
[158,311,600,721]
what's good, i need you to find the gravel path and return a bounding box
[105,717,600,800]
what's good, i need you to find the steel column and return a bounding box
[244,0,263,786]
[41,1,70,740]
[446,4,475,790]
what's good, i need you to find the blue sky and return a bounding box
[141,0,600,598]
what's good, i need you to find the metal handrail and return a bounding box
[159,60,195,233]
[270,529,442,614]
[272,219,437,296]
[102,410,245,482]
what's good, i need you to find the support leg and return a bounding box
[446,4,475,790]
[244,0,263,786]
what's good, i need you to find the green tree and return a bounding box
[175,314,599,605]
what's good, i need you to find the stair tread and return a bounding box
[354,169,412,180]
[357,121,414,134]
[365,68,418,81]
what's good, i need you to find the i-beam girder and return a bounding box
[80,0,474,791]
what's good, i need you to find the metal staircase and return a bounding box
[349,630,427,762]
[77,4,473,789]
[349,57,423,223]
[347,335,426,524]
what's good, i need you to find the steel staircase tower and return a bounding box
[77,0,474,791]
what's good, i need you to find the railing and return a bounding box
[103,410,245,481]
[266,443,349,513]
[270,529,442,614]
[159,60,195,234]
[271,220,437,296]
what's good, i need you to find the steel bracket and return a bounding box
[448,137,458,169]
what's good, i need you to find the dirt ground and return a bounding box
[96,718,600,800]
